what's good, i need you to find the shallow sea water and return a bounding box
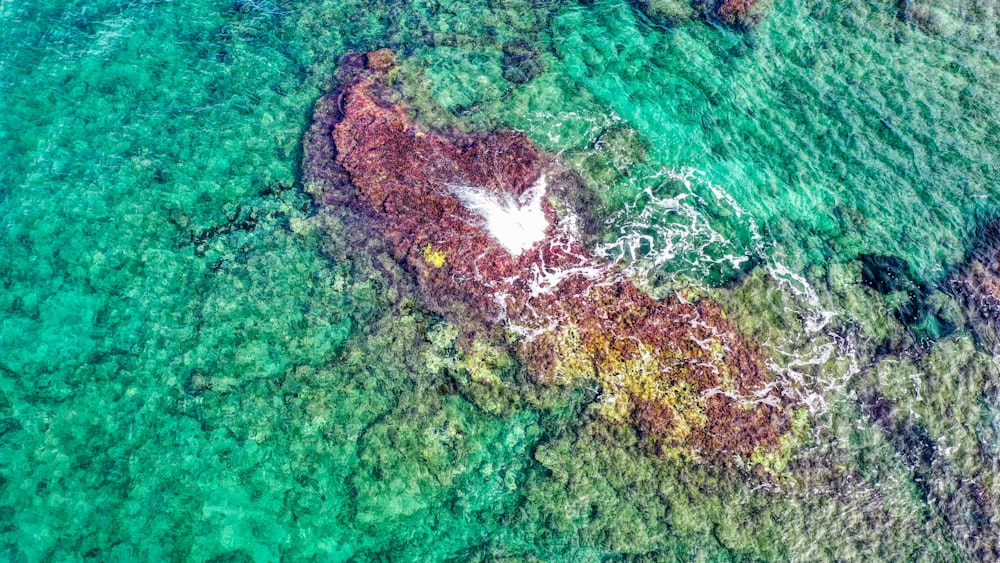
[2,0,999,560]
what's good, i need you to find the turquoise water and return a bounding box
[2,0,999,560]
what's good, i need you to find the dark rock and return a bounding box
[857,253,942,332]
[859,254,913,295]
[501,39,545,84]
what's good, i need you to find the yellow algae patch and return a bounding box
[526,324,708,427]
[422,243,446,268]
[531,323,743,458]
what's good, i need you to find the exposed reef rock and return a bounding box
[303,51,792,460]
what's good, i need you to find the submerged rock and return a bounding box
[303,51,792,460]
[694,0,771,30]
[632,0,771,30]
[860,337,1000,561]
[365,47,396,73]
[501,39,546,84]
[953,217,1000,329]
[631,0,693,27]
[566,125,649,191]
[896,0,944,35]
[859,253,914,295]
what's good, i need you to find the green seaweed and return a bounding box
[2,0,1000,559]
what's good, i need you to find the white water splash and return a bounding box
[449,174,549,256]
[484,210,614,338]
[763,254,858,413]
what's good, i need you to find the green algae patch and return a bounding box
[564,124,650,192]
[748,407,810,475]
[423,321,524,416]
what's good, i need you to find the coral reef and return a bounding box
[304,51,792,460]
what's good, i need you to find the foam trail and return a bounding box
[596,166,763,288]
[597,166,862,414]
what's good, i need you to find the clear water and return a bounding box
[2,0,998,560]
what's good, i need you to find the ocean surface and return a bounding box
[2,0,999,560]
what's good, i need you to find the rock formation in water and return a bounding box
[697,0,763,29]
[953,217,1000,329]
[303,50,792,460]
[501,39,546,84]
[633,0,771,31]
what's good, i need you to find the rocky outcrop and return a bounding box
[303,51,792,460]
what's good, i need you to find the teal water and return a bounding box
[2,0,999,560]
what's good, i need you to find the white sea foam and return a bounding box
[595,166,762,290]
[596,166,863,414]
[766,259,837,333]
[449,174,549,256]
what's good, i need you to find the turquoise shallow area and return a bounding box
[2,0,999,560]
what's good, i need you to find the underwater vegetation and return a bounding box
[954,217,1000,332]
[304,50,792,461]
[632,0,773,30]
[2,0,1000,559]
